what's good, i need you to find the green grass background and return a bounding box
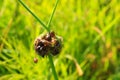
[0,0,120,80]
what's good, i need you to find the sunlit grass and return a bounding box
[0,0,120,80]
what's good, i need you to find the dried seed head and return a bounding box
[34,31,63,57]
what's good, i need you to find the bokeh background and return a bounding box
[0,0,120,80]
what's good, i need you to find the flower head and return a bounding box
[34,31,62,57]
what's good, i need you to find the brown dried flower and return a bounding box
[34,31,62,57]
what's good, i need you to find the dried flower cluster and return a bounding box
[34,31,62,57]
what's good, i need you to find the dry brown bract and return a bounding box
[34,31,62,57]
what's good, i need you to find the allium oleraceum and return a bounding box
[34,31,62,57]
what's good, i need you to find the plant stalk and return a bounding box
[18,0,50,32]
[47,0,59,29]
[47,0,59,79]
[48,54,58,80]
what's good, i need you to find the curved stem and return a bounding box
[18,0,50,32]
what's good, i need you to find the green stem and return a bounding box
[47,0,59,79]
[18,0,50,32]
[47,0,59,28]
[48,54,58,80]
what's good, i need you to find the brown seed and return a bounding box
[34,58,38,63]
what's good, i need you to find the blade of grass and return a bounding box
[47,0,59,28]
[18,0,50,32]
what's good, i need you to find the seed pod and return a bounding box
[34,31,63,57]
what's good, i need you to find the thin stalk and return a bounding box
[47,0,59,28]
[47,0,59,79]
[48,54,58,80]
[18,0,50,32]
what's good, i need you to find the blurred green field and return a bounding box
[0,0,120,80]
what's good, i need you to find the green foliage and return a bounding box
[0,0,120,80]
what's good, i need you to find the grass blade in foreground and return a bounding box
[47,0,59,28]
[18,0,50,32]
